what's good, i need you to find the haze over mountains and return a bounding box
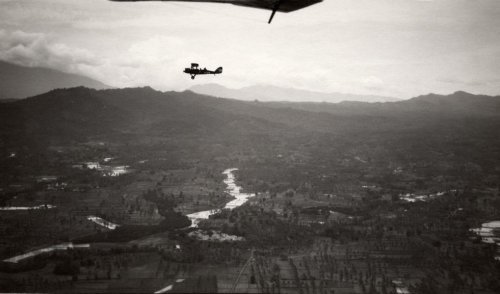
[190,83,400,103]
[0,61,111,99]
[264,91,500,117]
[5,60,477,109]
[1,61,498,130]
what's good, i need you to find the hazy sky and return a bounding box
[0,0,499,98]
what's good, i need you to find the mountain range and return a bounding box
[1,86,499,187]
[0,61,111,99]
[1,87,498,146]
[263,91,500,118]
[189,83,400,103]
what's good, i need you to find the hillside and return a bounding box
[0,61,111,99]
[2,87,500,142]
[1,87,499,174]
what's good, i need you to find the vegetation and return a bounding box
[0,87,499,293]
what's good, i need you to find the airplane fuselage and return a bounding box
[184,66,223,79]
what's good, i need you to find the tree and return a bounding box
[53,260,80,276]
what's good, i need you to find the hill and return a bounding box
[1,87,499,169]
[0,61,111,99]
[2,87,499,143]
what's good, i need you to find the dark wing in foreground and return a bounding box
[110,0,323,22]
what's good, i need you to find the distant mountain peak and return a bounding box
[453,90,471,95]
[0,61,111,99]
[412,91,492,101]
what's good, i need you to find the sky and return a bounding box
[0,0,499,99]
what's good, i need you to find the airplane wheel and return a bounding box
[191,76,195,80]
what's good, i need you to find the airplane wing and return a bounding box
[234,0,321,13]
[110,0,323,23]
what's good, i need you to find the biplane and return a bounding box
[110,0,322,23]
[184,63,223,79]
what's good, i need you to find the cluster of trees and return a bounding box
[142,189,191,230]
[161,232,248,265]
[206,205,313,249]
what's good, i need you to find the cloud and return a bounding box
[0,29,101,73]
[0,29,181,89]
[2,0,500,98]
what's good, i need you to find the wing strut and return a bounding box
[268,0,282,23]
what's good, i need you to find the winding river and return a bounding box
[186,168,255,227]
[187,168,255,227]
[156,168,254,294]
[3,243,90,263]
[3,168,253,267]
[0,204,56,210]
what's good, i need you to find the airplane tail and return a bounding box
[215,67,223,74]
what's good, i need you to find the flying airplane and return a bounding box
[184,63,223,79]
[110,0,322,23]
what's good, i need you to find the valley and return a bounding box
[0,87,499,293]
